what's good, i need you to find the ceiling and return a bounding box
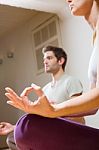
[0,0,67,13]
[0,5,39,37]
[0,0,69,38]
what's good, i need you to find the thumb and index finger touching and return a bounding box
[5,83,44,98]
[20,83,44,97]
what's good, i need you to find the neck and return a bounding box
[84,1,99,30]
[51,69,64,82]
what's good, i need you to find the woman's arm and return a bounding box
[52,88,99,117]
[5,84,99,118]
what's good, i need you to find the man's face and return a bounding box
[43,51,61,74]
[66,0,93,16]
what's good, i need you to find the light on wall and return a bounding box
[0,58,3,64]
[0,54,3,64]
[7,49,14,58]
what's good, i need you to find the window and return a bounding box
[32,15,62,74]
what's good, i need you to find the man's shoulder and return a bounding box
[63,74,82,86]
[66,73,79,79]
[63,73,79,81]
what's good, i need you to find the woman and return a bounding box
[5,0,99,149]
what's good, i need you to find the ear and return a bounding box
[58,57,65,65]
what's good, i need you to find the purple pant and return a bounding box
[15,114,99,150]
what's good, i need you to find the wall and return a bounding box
[0,11,53,147]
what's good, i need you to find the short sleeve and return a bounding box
[67,77,83,97]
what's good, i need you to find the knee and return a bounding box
[6,132,17,150]
[14,114,41,149]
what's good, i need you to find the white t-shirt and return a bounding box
[43,73,83,104]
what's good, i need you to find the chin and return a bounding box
[72,10,85,16]
[45,70,50,73]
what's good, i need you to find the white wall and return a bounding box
[0,11,53,117]
[59,16,92,90]
[0,11,53,147]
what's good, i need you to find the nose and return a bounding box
[43,59,47,64]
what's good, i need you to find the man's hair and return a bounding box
[42,45,67,71]
[95,0,99,6]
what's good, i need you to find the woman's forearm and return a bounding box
[52,88,99,117]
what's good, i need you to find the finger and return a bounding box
[6,94,25,108]
[39,95,53,109]
[31,83,44,96]
[7,96,31,112]
[5,93,21,102]
[38,95,49,104]
[0,131,10,135]
[0,122,6,125]
[31,83,41,89]
[5,93,15,102]
[20,87,33,97]
[5,88,20,99]
[5,87,16,94]
[7,101,17,107]
[0,124,4,128]
[7,101,25,111]
[5,93,24,110]
[0,122,8,127]
[21,96,34,112]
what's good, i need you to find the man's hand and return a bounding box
[0,122,15,135]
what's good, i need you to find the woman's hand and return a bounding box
[5,84,55,117]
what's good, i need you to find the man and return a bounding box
[0,122,16,149]
[1,45,84,149]
[42,46,84,123]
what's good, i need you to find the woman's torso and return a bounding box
[88,31,98,88]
